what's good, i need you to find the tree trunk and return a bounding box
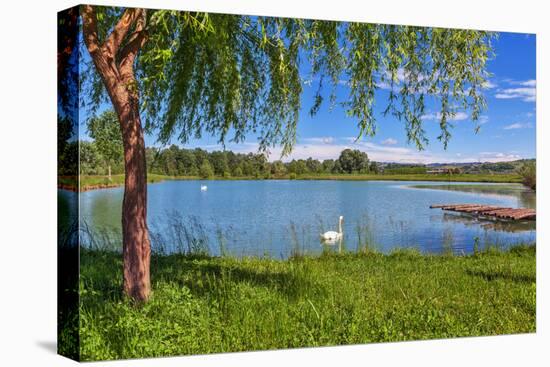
[119,102,151,302]
[94,66,152,303]
[108,164,112,181]
[100,79,152,302]
[82,5,151,301]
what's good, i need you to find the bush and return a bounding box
[199,161,214,179]
[232,167,243,177]
[517,161,536,190]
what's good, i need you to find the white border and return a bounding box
[0,0,546,366]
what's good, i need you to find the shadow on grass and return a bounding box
[80,250,125,305]
[465,269,535,283]
[152,255,320,301]
[82,250,321,303]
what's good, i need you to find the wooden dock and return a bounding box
[430,204,536,221]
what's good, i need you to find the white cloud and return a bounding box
[478,152,521,161]
[512,79,536,87]
[503,123,522,130]
[421,111,469,121]
[344,136,360,143]
[301,136,334,145]
[478,115,489,125]
[377,67,431,92]
[503,122,533,130]
[381,138,398,145]
[482,80,497,89]
[336,142,437,163]
[494,80,536,102]
[495,88,536,102]
[190,140,523,164]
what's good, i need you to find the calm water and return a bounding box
[60,180,536,258]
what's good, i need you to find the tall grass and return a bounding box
[79,209,532,260]
[75,211,537,361]
[79,243,535,361]
[355,214,377,253]
[442,227,455,256]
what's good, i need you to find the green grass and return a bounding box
[58,174,186,191]
[79,174,173,189]
[293,173,521,183]
[64,173,522,191]
[79,244,535,361]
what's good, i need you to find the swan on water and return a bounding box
[200,185,208,191]
[320,216,343,242]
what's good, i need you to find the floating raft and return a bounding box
[430,203,536,221]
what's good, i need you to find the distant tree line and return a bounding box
[79,140,378,178]
[65,132,535,181]
[66,111,535,180]
[466,161,521,174]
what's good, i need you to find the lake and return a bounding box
[60,180,536,258]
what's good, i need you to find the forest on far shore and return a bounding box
[79,141,381,178]
[57,112,534,180]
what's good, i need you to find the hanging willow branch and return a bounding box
[81,6,495,154]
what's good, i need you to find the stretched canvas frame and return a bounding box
[58,4,536,362]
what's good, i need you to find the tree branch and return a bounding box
[81,5,123,96]
[104,8,143,57]
[81,5,100,56]
[119,31,148,59]
[119,9,148,77]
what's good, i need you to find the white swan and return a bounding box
[200,185,208,191]
[320,216,343,242]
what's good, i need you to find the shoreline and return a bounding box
[76,240,536,261]
[59,173,523,192]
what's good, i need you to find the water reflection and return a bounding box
[78,180,536,258]
[411,183,536,209]
[439,212,536,233]
[320,237,343,254]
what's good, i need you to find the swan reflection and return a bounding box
[320,236,344,254]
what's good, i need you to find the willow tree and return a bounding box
[79,5,493,301]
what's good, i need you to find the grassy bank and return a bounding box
[79,244,535,361]
[63,173,522,191]
[59,174,174,191]
[295,173,521,183]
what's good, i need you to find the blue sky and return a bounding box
[80,30,536,164]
